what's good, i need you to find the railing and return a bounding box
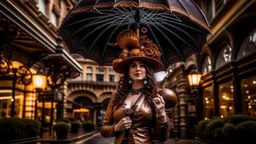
[0,129,39,144]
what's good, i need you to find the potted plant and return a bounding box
[196,114,256,144]
[82,121,95,132]
[0,118,40,143]
[54,121,70,140]
[70,120,81,133]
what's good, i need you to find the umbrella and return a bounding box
[58,0,210,70]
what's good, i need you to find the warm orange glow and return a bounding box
[188,73,202,87]
[11,61,23,69]
[73,108,90,113]
[33,74,47,89]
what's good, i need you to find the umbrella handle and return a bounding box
[136,28,140,39]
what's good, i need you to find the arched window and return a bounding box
[109,68,115,82]
[202,56,212,75]
[237,29,256,59]
[215,44,232,69]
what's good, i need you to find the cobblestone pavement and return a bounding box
[83,133,115,144]
[82,133,198,144]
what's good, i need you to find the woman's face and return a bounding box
[128,60,147,82]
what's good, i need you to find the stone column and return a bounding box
[22,85,34,119]
[173,104,179,139]
[94,103,102,128]
[57,82,68,120]
[175,65,190,139]
[92,67,96,81]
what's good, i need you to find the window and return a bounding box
[96,74,104,82]
[96,68,105,82]
[202,56,212,75]
[215,44,232,69]
[219,81,235,118]
[109,75,115,82]
[0,90,24,118]
[37,0,46,14]
[86,67,93,81]
[51,11,58,27]
[109,69,115,82]
[203,86,215,120]
[237,29,256,59]
[241,76,256,116]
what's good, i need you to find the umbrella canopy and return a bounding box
[58,0,210,71]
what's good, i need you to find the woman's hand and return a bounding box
[114,117,132,132]
[153,94,167,122]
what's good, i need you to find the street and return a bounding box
[79,133,198,144]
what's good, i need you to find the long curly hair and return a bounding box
[113,61,159,114]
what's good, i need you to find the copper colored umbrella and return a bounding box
[58,0,210,70]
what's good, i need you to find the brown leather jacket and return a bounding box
[100,94,171,144]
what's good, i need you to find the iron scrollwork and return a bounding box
[0,54,32,85]
[45,63,80,89]
[0,54,12,77]
[45,64,68,89]
[16,66,32,85]
[42,36,81,90]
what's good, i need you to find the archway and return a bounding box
[102,98,110,110]
[98,98,111,125]
[73,96,94,121]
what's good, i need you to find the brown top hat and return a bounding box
[112,29,165,74]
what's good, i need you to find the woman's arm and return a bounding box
[152,95,172,142]
[100,94,116,137]
[154,114,172,142]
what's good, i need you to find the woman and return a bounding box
[100,30,172,144]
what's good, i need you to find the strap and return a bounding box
[131,91,144,111]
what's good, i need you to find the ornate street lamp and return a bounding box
[10,61,23,117]
[32,69,47,138]
[188,66,202,89]
[188,66,202,101]
[33,70,47,91]
[33,69,47,118]
[187,66,202,127]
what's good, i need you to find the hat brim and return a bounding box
[113,56,165,74]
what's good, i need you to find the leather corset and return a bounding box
[100,94,171,144]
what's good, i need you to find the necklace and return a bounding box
[129,87,145,95]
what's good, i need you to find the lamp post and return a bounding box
[188,66,202,90]
[188,66,202,127]
[32,70,47,138]
[10,61,23,117]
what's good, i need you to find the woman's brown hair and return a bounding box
[113,61,158,114]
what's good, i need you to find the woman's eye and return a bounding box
[130,64,136,68]
[140,64,145,68]
[130,63,145,68]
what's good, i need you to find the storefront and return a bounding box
[162,0,256,139]
[0,0,82,122]
[200,29,256,120]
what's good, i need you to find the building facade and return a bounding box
[66,56,120,126]
[162,0,256,139]
[0,0,82,129]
